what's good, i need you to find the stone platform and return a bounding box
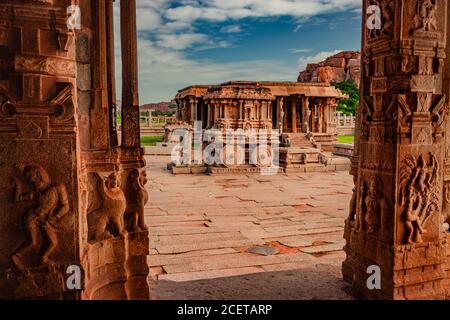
[145,156,354,300]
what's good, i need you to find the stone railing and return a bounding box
[140,111,176,127]
[335,112,355,135]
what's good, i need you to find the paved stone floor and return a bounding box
[145,156,354,300]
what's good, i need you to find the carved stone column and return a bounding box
[90,0,111,150]
[279,97,285,134]
[106,0,118,147]
[292,95,298,133]
[0,0,83,299]
[343,0,449,300]
[120,0,140,149]
[190,98,197,124]
[302,96,310,133]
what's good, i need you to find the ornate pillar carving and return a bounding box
[106,0,118,147]
[343,0,449,300]
[91,0,111,150]
[120,0,140,149]
[0,0,150,300]
[303,96,310,133]
[292,95,298,133]
[279,97,285,134]
[0,0,83,299]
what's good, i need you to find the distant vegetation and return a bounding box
[151,110,176,117]
[333,80,359,116]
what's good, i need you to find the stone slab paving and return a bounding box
[145,156,354,300]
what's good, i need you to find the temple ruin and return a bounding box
[172,81,350,173]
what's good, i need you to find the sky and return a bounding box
[114,0,363,103]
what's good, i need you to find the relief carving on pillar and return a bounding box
[442,183,450,227]
[358,176,388,233]
[124,169,149,232]
[430,95,447,134]
[87,172,126,242]
[50,83,75,124]
[360,97,373,139]
[0,91,16,118]
[367,0,395,40]
[123,110,139,147]
[384,95,412,134]
[414,0,438,33]
[399,153,440,244]
[9,164,70,269]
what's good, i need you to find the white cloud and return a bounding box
[113,1,362,102]
[163,0,362,25]
[115,37,295,102]
[290,48,312,53]
[297,50,343,70]
[156,33,209,50]
[220,25,242,33]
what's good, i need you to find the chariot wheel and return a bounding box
[221,145,245,168]
[251,146,273,168]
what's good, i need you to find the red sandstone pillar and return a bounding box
[106,0,119,147]
[292,95,298,133]
[344,0,449,300]
[91,0,111,150]
[121,0,140,148]
[0,0,83,299]
[302,96,310,133]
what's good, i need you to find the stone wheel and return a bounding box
[251,146,273,168]
[221,145,245,168]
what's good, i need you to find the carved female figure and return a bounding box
[11,164,70,268]
[362,176,387,234]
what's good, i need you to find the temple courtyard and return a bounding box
[145,156,354,299]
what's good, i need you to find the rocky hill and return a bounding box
[297,51,361,87]
[141,101,176,112]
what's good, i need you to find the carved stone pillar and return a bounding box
[279,98,285,133]
[343,0,449,300]
[0,0,83,299]
[106,0,118,147]
[190,98,197,124]
[302,96,310,133]
[91,0,111,150]
[292,96,298,133]
[120,0,140,149]
[283,99,289,132]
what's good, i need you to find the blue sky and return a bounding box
[114,0,362,103]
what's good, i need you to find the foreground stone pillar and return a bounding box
[106,0,119,147]
[0,0,149,300]
[343,0,449,300]
[121,0,140,148]
[0,0,82,299]
[90,0,111,150]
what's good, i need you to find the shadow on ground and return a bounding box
[149,264,353,300]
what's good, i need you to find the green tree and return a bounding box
[333,80,359,115]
